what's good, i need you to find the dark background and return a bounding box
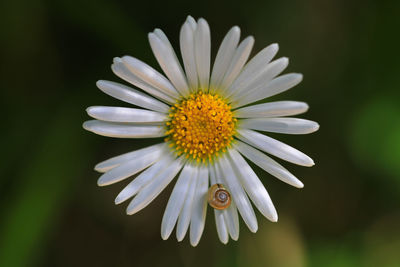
[1,0,399,266]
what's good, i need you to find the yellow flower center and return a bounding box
[165,92,237,163]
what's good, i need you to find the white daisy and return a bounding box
[83,15,319,246]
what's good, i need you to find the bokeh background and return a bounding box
[1,0,400,266]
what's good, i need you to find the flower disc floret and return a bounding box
[166,92,236,163]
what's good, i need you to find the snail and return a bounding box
[207,184,231,210]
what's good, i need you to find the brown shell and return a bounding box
[207,184,231,210]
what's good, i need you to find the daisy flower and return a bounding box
[83,15,319,246]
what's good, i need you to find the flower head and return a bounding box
[83,16,319,246]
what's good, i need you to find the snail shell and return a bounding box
[208,184,231,210]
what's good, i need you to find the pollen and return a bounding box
[165,92,237,163]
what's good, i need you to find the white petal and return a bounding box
[209,165,229,244]
[176,166,198,241]
[228,149,278,221]
[95,143,166,173]
[82,120,165,138]
[213,163,239,240]
[186,15,197,30]
[227,43,279,96]
[234,101,309,118]
[115,155,173,204]
[194,18,211,91]
[233,140,304,188]
[239,117,320,134]
[86,106,168,123]
[190,166,209,246]
[149,31,190,97]
[219,36,254,92]
[230,57,288,99]
[97,148,166,186]
[126,156,185,215]
[152,28,170,44]
[96,80,170,113]
[237,129,314,167]
[161,163,196,240]
[232,73,303,108]
[223,202,240,240]
[120,56,179,98]
[214,209,229,244]
[180,22,198,90]
[218,155,258,233]
[210,26,240,91]
[111,59,176,104]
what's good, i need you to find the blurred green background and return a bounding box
[1,0,399,266]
